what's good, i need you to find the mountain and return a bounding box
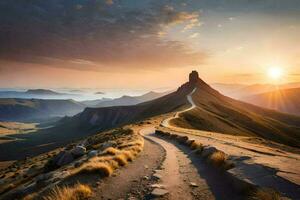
[0,89,76,99]
[214,82,300,99]
[171,72,300,147]
[94,91,171,107]
[81,98,112,107]
[62,71,300,147]
[0,98,85,121]
[25,89,62,95]
[242,88,300,115]
[60,85,192,133]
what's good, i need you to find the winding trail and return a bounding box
[141,127,243,200]
[161,88,197,128]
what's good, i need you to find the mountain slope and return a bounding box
[170,72,300,147]
[0,98,85,121]
[60,84,193,133]
[242,88,300,115]
[95,91,171,107]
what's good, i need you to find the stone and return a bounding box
[202,146,218,158]
[151,184,166,189]
[190,182,198,187]
[88,150,98,158]
[151,188,169,197]
[153,173,162,179]
[189,70,199,84]
[57,152,74,166]
[143,175,149,180]
[71,146,86,157]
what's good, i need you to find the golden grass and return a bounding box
[190,141,203,150]
[250,188,281,200]
[75,162,113,177]
[43,183,92,200]
[103,147,119,155]
[122,151,134,161]
[208,151,227,167]
[113,154,128,166]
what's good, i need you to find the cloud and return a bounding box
[0,0,204,71]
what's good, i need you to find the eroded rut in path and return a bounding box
[142,127,244,200]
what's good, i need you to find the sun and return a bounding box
[267,67,283,80]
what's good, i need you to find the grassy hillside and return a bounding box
[171,80,300,147]
[0,98,85,121]
[242,88,300,115]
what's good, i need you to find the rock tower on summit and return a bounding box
[189,70,199,84]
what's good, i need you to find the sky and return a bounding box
[0,0,300,89]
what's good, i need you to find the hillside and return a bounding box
[169,72,300,147]
[60,84,192,133]
[242,88,300,115]
[0,98,85,121]
[94,91,171,107]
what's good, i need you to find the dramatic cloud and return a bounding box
[0,0,204,71]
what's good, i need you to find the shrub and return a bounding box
[43,183,92,200]
[185,139,195,146]
[122,151,134,162]
[113,154,128,166]
[103,147,119,155]
[190,141,203,150]
[208,151,227,167]
[76,162,113,177]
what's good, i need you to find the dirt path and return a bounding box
[92,139,165,200]
[141,127,244,200]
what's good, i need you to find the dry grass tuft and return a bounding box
[43,183,92,200]
[103,147,119,155]
[190,141,203,150]
[208,151,227,167]
[185,139,195,146]
[113,154,128,166]
[75,162,113,177]
[250,187,281,200]
[122,151,134,162]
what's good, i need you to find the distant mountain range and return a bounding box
[212,82,300,99]
[0,90,172,121]
[94,91,171,107]
[0,98,85,121]
[0,89,75,99]
[242,88,300,116]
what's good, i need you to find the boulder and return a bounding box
[57,152,74,166]
[71,146,86,157]
[202,146,218,158]
[88,150,98,158]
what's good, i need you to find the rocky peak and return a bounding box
[189,70,199,84]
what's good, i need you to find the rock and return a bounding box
[57,152,74,166]
[151,184,166,189]
[144,165,148,169]
[151,188,169,197]
[143,175,149,180]
[202,146,218,158]
[190,182,198,187]
[100,141,115,150]
[189,70,199,84]
[88,150,98,158]
[153,173,162,179]
[71,146,86,157]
